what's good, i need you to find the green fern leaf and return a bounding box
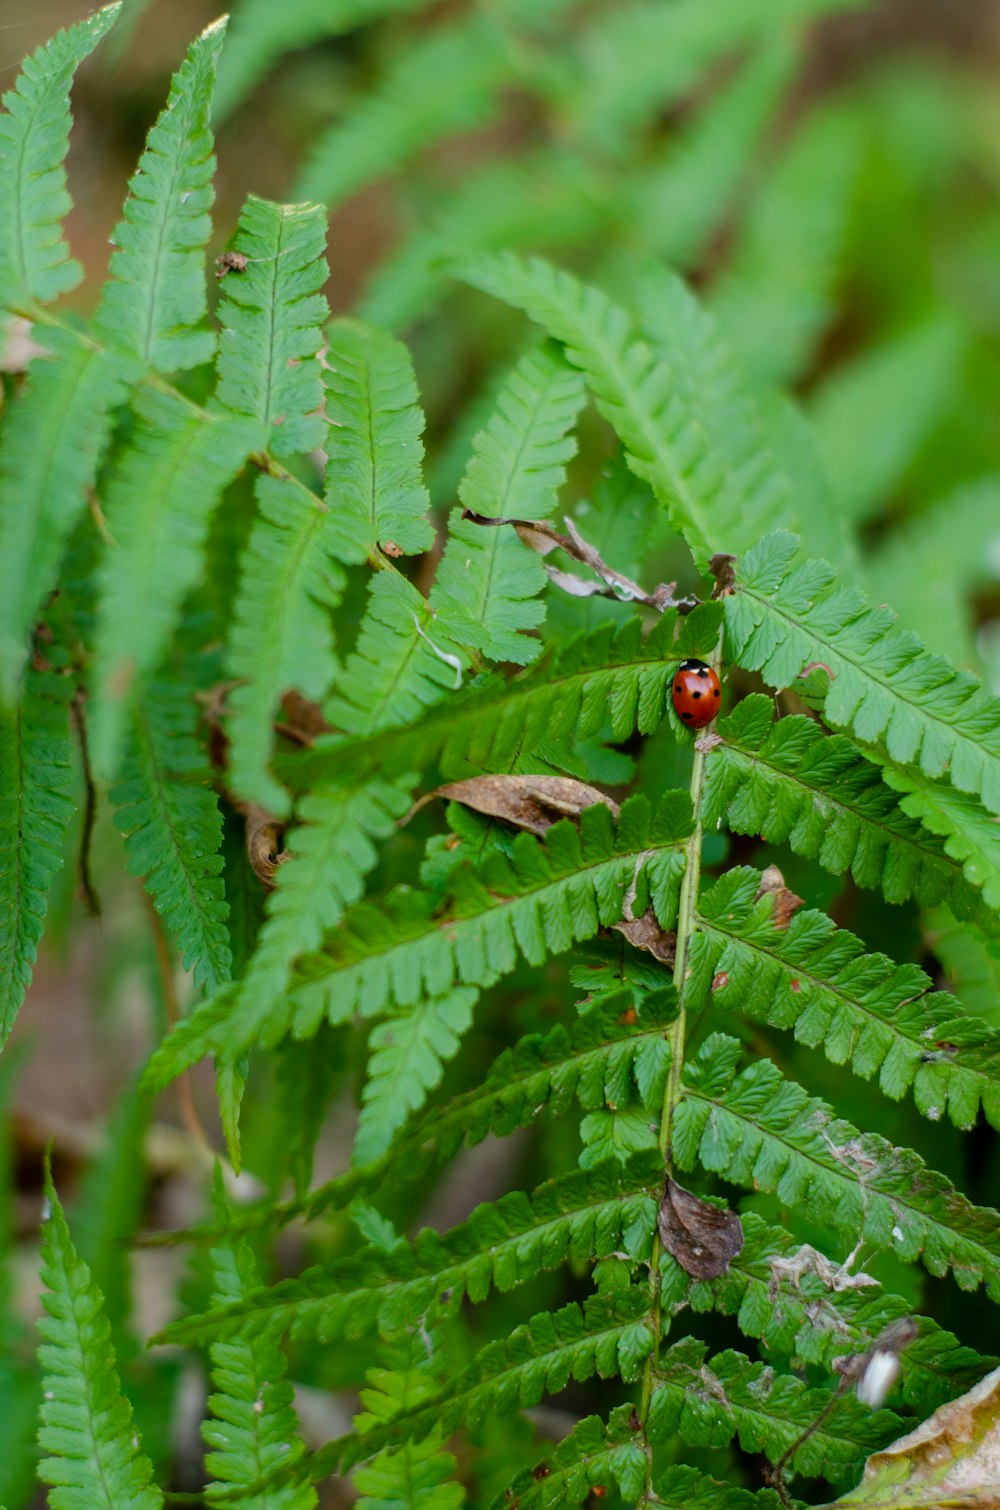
[224,473,345,816]
[203,1214,316,1507]
[676,1035,1000,1297]
[109,682,231,992]
[0,665,74,1045]
[351,1334,464,1510]
[452,252,780,565]
[704,694,998,930]
[682,1211,994,1416]
[495,1407,647,1508]
[875,759,1000,913]
[0,4,121,311]
[156,1153,662,1347]
[355,989,478,1163]
[89,390,255,779]
[94,18,225,371]
[324,320,434,561]
[433,344,586,664]
[37,1171,162,1510]
[215,196,329,457]
[691,866,1000,1129]
[647,1336,898,1484]
[726,532,1000,815]
[0,333,136,698]
[294,17,507,208]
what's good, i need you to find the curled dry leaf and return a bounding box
[432,774,620,836]
[215,250,248,278]
[708,552,737,596]
[756,863,804,930]
[827,1363,1000,1508]
[244,804,290,890]
[658,1175,744,1280]
[614,910,675,964]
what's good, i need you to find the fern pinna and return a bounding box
[2,7,1000,1510]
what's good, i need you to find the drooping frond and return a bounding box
[703,696,997,927]
[294,17,508,208]
[0,665,74,1045]
[94,19,226,372]
[89,390,254,779]
[350,1334,464,1510]
[452,253,783,565]
[203,1216,316,1508]
[224,474,344,817]
[726,531,1000,814]
[215,196,329,458]
[37,1173,162,1510]
[0,5,120,311]
[212,0,431,122]
[647,1336,898,1484]
[681,1211,994,1415]
[156,1153,663,1346]
[433,344,587,664]
[0,332,136,698]
[109,681,230,993]
[323,321,434,562]
[875,757,1000,913]
[689,867,1000,1129]
[675,1035,1000,1297]
[710,103,860,388]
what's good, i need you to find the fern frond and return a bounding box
[691,866,1000,1128]
[0,332,136,698]
[323,321,434,562]
[294,17,508,208]
[675,1035,1000,1297]
[647,1336,898,1483]
[354,988,478,1163]
[726,532,1000,815]
[0,665,74,1045]
[203,1217,316,1507]
[224,473,345,816]
[109,681,230,992]
[89,390,255,779]
[215,196,329,458]
[0,5,120,311]
[37,1172,162,1510]
[703,694,998,930]
[875,759,1000,914]
[546,460,657,639]
[94,18,225,372]
[351,1333,464,1510]
[682,1211,994,1415]
[453,253,781,565]
[156,1153,662,1346]
[710,104,859,388]
[433,344,586,664]
[495,1407,646,1509]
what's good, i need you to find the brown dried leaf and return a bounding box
[827,1364,1000,1507]
[708,552,737,596]
[756,864,804,929]
[244,804,289,890]
[614,910,676,964]
[433,774,620,836]
[215,250,248,278]
[658,1176,744,1280]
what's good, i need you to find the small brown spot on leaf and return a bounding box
[618,1006,639,1026]
[755,865,804,929]
[790,979,801,992]
[711,972,729,992]
[215,250,248,278]
[658,1176,744,1280]
[532,1464,551,1481]
[381,539,404,558]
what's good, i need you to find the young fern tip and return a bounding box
[2,3,1000,1508]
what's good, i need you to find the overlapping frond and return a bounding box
[215,197,329,458]
[109,681,230,992]
[433,345,586,663]
[676,1035,1000,1297]
[0,5,120,311]
[0,665,74,1045]
[875,758,1000,913]
[37,1174,162,1510]
[351,1334,464,1510]
[94,18,225,371]
[726,531,1000,813]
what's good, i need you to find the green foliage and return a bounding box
[351,1334,464,1510]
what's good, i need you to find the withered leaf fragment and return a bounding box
[433,774,620,836]
[755,864,804,930]
[244,804,289,890]
[658,1176,744,1279]
[615,910,675,964]
[215,250,248,278]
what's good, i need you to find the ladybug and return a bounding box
[672,658,721,729]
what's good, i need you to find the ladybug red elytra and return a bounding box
[672,658,721,729]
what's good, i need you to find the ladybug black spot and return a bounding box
[691,689,702,699]
[681,711,693,721]
[714,687,720,696]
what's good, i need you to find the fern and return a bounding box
[726,530,1000,814]
[94,18,225,372]
[689,866,1000,1129]
[433,344,586,664]
[0,664,74,1044]
[37,1171,162,1510]
[109,680,231,992]
[351,1334,464,1510]
[0,5,121,311]
[875,758,1000,913]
